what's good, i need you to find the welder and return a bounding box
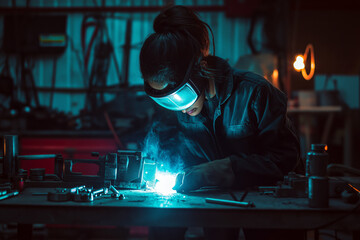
[140,5,302,240]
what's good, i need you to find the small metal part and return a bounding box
[47,188,72,202]
[110,185,120,198]
[70,185,86,194]
[73,191,94,202]
[205,198,255,208]
[73,187,106,202]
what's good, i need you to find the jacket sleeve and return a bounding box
[230,84,300,189]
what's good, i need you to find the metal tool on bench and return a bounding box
[259,144,346,203]
[47,185,86,202]
[259,172,346,198]
[47,185,123,202]
[1,135,145,190]
[73,187,108,202]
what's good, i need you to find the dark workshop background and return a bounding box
[0,0,359,175]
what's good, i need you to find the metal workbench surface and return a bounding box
[0,188,359,230]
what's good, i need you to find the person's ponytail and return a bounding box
[140,5,215,87]
[153,5,213,57]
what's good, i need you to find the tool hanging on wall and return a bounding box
[81,14,126,112]
[20,57,39,108]
[0,57,15,109]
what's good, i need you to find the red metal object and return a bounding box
[19,137,117,176]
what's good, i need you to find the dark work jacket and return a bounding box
[176,56,300,189]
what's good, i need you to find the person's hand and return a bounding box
[173,172,185,190]
[172,157,235,192]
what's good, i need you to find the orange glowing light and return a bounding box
[293,44,315,80]
[271,69,279,88]
[324,145,328,151]
[348,184,360,193]
[293,55,305,71]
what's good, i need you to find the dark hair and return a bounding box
[140,5,215,88]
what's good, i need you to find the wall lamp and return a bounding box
[293,44,315,80]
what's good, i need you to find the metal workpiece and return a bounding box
[104,153,117,181]
[47,188,72,202]
[62,150,144,189]
[1,135,145,190]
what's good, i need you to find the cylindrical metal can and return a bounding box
[306,144,328,177]
[2,135,19,180]
[308,176,329,208]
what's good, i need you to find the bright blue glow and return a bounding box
[154,170,177,195]
[150,83,198,111]
[172,93,182,101]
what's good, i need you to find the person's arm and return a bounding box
[174,84,300,192]
[230,84,300,189]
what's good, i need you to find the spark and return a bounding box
[154,171,177,195]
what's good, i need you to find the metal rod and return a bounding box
[205,198,255,208]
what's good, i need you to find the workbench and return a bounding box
[1,188,360,237]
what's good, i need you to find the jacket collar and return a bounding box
[176,56,234,123]
[208,56,233,106]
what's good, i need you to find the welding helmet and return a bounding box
[144,58,206,111]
